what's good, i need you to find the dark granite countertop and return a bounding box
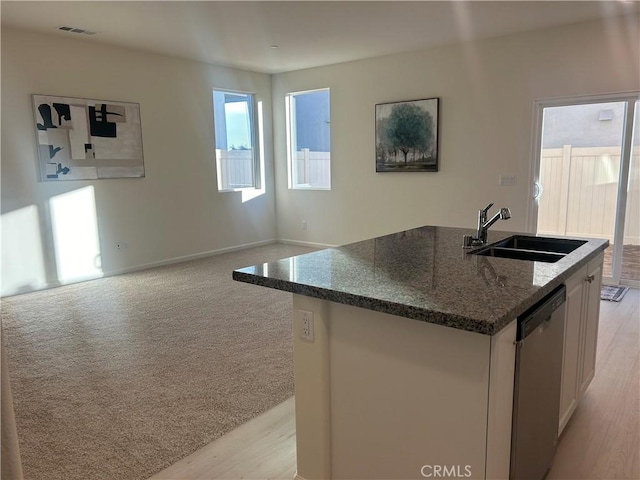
[232,226,608,335]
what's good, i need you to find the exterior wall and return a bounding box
[542,102,639,149]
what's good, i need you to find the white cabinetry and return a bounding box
[559,253,604,435]
[579,257,604,396]
[559,264,586,434]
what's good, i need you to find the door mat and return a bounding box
[601,286,630,302]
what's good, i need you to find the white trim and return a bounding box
[211,86,257,96]
[1,239,278,298]
[105,238,278,276]
[291,185,332,191]
[2,238,335,298]
[528,91,640,233]
[485,319,517,479]
[528,91,640,285]
[278,238,337,249]
[287,87,331,97]
[218,186,261,193]
[212,88,261,191]
[286,88,331,190]
[293,295,332,480]
[533,91,640,108]
[526,99,544,234]
[285,93,294,190]
[611,99,638,283]
[293,474,308,480]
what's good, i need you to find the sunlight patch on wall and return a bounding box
[50,186,103,283]
[1,205,48,296]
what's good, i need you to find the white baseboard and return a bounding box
[1,239,278,298]
[293,473,307,480]
[110,237,336,278]
[104,238,278,277]
[278,238,337,249]
[1,237,336,298]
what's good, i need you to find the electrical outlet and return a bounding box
[302,220,308,230]
[499,175,516,186]
[299,310,314,342]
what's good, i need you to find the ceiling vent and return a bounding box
[57,26,97,36]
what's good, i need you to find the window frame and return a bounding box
[212,88,261,192]
[529,91,640,286]
[286,87,331,191]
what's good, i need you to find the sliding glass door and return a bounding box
[532,94,639,286]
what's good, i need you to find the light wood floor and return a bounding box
[151,289,640,480]
[149,397,296,480]
[548,288,640,480]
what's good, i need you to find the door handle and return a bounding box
[533,181,543,200]
[585,275,595,283]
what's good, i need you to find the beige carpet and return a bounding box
[1,243,315,480]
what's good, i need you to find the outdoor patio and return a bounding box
[603,244,640,281]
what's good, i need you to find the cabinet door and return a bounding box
[579,254,604,397]
[559,265,587,435]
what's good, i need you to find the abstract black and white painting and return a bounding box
[375,97,439,172]
[33,95,144,181]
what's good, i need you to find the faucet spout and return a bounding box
[473,206,511,245]
[484,207,512,229]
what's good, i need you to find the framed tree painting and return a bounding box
[33,94,144,181]
[375,97,439,172]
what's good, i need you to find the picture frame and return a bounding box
[32,94,144,181]
[375,97,439,172]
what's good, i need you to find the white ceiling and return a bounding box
[1,1,638,74]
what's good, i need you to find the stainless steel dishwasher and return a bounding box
[510,285,566,480]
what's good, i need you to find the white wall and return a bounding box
[1,29,276,295]
[272,16,640,246]
[3,16,639,295]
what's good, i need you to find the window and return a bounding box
[286,88,331,190]
[213,90,259,191]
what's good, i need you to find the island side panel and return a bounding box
[485,319,517,479]
[292,295,332,480]
[328,302,492,479]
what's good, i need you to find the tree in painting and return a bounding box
[384,103,433,164]
[376,98,439,172]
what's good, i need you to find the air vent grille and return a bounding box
[57,26,97,36]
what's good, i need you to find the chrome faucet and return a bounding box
[475,203,511,245]
[462,203,511,247]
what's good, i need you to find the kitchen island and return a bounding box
[233,226,608,480]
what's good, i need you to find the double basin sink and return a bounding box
[469,235,587,263]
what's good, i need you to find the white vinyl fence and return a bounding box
[216,149,331,190]
[538,146,640,244]
[216,150,254,189]
[294,149,330,188]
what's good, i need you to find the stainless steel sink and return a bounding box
[469,235,587,263]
